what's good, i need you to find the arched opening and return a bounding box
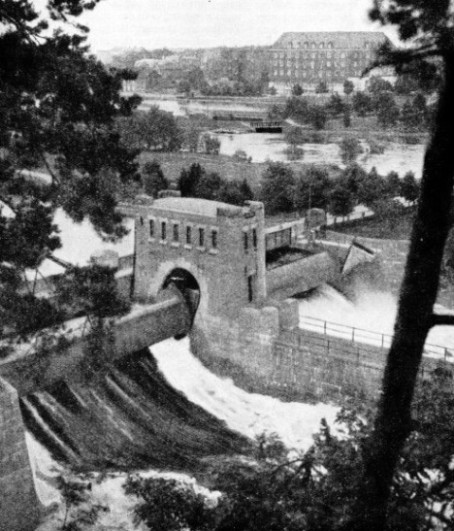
[162,268,201,333]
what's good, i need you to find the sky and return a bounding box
[73,0,387,52]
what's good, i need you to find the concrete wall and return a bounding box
[0,378,40,531]
[0,291,190,396]
[266,252,340,300]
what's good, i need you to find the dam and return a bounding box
[2,192,452,531]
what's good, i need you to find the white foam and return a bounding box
[152,338,337,451]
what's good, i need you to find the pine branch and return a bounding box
[430,313,454,327]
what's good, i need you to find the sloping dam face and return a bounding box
[21,347,248,472]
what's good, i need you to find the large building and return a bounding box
[268,31,392,93]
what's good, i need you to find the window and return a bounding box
[243,231,249,251]
[198,227,205,247]
[211,230,218,249]
[149,219,154,237]
[161,221,166,241]
[252,228,257,249]
[248,275,254,303]
[140,216,144,226]
[173,223,179,242]
[186,225,192,245]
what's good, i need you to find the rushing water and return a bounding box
[298,284,454,356]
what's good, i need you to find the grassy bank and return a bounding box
[139,152,342,193]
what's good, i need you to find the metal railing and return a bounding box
[299,315,453,362]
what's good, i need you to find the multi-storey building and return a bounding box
[268,31,393,93]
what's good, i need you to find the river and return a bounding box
[146,96,426,177]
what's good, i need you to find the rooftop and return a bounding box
[152,197,241,218]
[273,31,389,49]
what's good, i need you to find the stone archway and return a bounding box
[162,268,201,322]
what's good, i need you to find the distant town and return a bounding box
[102,31,395,95]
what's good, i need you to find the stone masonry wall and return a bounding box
[0,377,40,531]
[191,298,454,402]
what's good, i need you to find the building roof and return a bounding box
[152,197,241,218]
[273,31,389,49]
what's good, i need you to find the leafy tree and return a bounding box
[352,91,374,117]
[292,83,304,96]
[259,162,295,214]
[203,136,221,155]
[357,169,388,207]
[0,0,140,348]
[142,161,168,197]
[57,474,107,531]
[328,183,355,217]
[294,167,331,211]
[385,171,401,197]
[120,106,182,152]
[127,377,454,531]
[342,163,368,199]
[367,75,394,94]
[178,163,204,197]
[195,172,223,201]
[125,476,215,531]
[339,137,363,165]
[343,79,355,97]
[308,105,328,130]
[371,198,407,235]
[283,97,309,122]
[327,93,345,116]
[400,171,420,203]
[349,0,454,528]
[315,80,329,94]
[219,179,254,206]
[375,92,400,128]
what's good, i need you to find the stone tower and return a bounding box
[129,196,267,320]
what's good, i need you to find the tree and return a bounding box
[368,75,394,94]
[259,162,295,214]
[375,92,400,128]
[219,179,254,206]
[178,163,204,197]
[342,163,368,199]
[120,106,182,152]
[328,183,355,217]
[385,171,401,197]
[339,137,363,165]
[292,83,304,96]
[349,1,454,529]
[195,172,223,201]
[203,136,221,155]
[315,80,329,94]
[352,91,374,117]
[294,167,331,212]
[326,93,345,116]
[308,105,328,130]
[142,160,168,198]
[400,171,420,203]
[371,198,406,236]
[357,170,388,207]
[127,377,454,531]
[0,0,141,348]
